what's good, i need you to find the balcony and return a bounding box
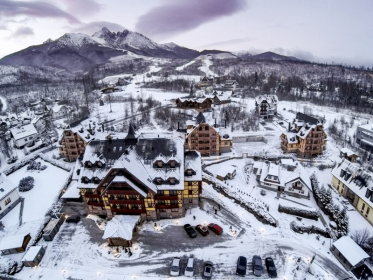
[155,195,178,200]
[85,194,101,198]
[106,190,139,195]
[112,208,145,214]
[87,202,104,207]
[157,204,179,209]
[108,199,143,204]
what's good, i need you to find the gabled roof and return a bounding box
[10,124,38,140]
[102,215,140,240]
[340,148,358,157]
[22,246,44,262]
[333,236,369,266]
[0,173,18,201]
[196,112,206,124]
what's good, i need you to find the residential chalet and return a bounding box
[10,123,39,148]
[175,97,213,111]
[331,158,373,225]
[340,148,359,162]
[184,118,232,156]
[255,95,278,119]
[280,113,327,158]
[59,128,89,161]
[198,76,214,88]
[253,160,311,199]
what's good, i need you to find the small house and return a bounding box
[10,124,39,148]
[0,233,31,255]
[42,215,65,241]
[102,215,140,247]
[340,148,359,162]
[331,236,369,270]
[0,173,21,219]
[216,165,237,181]
[22,246,46,267]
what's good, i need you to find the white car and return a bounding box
[185,257,194,277]
[170,257,181,276]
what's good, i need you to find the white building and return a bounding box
[50,105,71,119]
[10,124,39,148]
[0,173,21,219]
[254,161,311,199]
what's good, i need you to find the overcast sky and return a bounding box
[1,0,372,66]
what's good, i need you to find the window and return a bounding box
[157,190,164,196]
[189,199,193,203]
[4,197,11,205]
[157,161,163,168]
[147,203,153,208]
[366,207,370,215]
[170,190,177,196]
[361,203,366,213]
[188,190,193,195]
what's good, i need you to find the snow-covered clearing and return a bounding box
[198,57,217,77]
[176,60,195,71]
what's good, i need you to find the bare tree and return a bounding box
[351,228,372,248]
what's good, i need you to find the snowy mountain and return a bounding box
[0,27,199,71]
[242,51,307,62]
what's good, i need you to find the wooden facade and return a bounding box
[59,129,88,161]
[175,98,212,111]
[185,122,232,156]
[281,125,326,158]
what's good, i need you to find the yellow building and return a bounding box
[331,158,373,225]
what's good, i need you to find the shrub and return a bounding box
[278,204,319,220]
[18,176,35,192]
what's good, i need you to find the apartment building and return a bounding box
[59,128,89,161]
[75,127,202,221]
[331,158,373,226]
[280,113,327,158]
[356,123,373,152]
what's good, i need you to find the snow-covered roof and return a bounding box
[216,165,236,177]
[22,246,44,262]
[268,163,279,177]
[51,105,66,113]
[281,159,296,167]
[340,148,357,157]
[61,181,80,199]
[296,124,316,139]
[0,173,18,201]
[333,236,369,266]
[331,159,373,208]
[102,215,140,240]
[358,123,373,131]
[255,95,278,105]
[184,151,202,182]
[0,234,29,251]
[10,124,37,140]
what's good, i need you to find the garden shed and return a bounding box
[103,215,140,247]
[0,233,31,255]
[22,246,45,267]
[42,215,65,241]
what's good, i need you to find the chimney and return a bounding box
[102,124,104,132]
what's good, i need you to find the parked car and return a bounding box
[184,224,197,238]
[6,155,18,164]
[252,255,263,277]
[66,215,80,223]
[208,223,223,235]
[278,121,284,125]
[185,257,194,277]
[265,257,277,278]
[236,256,247,276]
[203,261,213,278]
[195,224,209,236]
[170,257,181,276]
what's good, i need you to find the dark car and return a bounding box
[203,261,213,278]
[265,257,277,278]
[236,256,247,276]
[195,224,209,236]
[253,255,263,277]
[66,215,80,223]
[184,224,197,238]
[208,223,223,235]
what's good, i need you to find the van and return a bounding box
[185,257,194,277]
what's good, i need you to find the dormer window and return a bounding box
[169,161,176,168]
[82,177,89,183]
[86,162,92,168]
[97,161,102,168]
[186,169,193,176]
[93,177,100,184]
[157,161,163,168]
[169,178,176,185]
